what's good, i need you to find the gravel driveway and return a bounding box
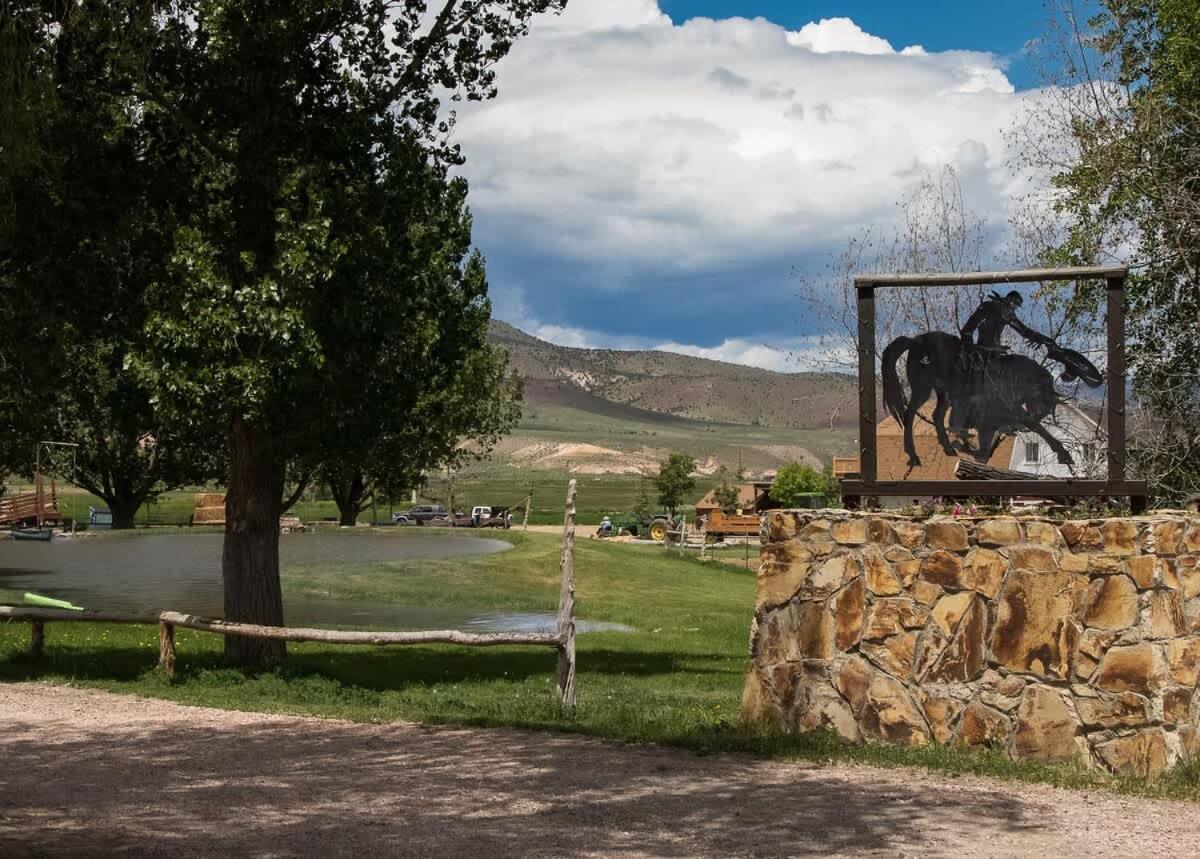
[1,683,1197,857]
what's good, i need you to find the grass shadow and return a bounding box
[0,640,737,692]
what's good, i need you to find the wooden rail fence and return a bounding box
[0,480,580,716]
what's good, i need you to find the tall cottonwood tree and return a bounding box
[127,1,563,666]
[319,191,521,526]
[0,4,216,525]
[309,141,522,527]
[323,345,522,527]
[5,1,563,666]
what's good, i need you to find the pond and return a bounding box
[0,531,630,634]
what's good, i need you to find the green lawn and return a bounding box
[2,529,1197,800]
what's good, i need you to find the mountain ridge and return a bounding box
[488,320,856,430]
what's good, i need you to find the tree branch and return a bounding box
[281,471,312,513]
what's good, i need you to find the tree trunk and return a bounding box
[328,467,367,527]
[107,493,143,530]
[222,415,286,667]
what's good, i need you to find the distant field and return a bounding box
[23,469,719,528]
[425,467,721,526]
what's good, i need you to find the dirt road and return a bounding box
[1,683,1196,857]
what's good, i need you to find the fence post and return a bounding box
[699,517,707,561]
[158,621,176,678]
[678,514,687,557]
[522,491,531,532]
[555,479,577,717]
[30,621,44,659]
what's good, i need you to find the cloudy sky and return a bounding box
[452,0,1056,371]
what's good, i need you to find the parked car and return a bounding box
[470,505,492,527]
[392,504,447,524]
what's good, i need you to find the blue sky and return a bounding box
[452,1,1065,371]
[662,1,1050,90]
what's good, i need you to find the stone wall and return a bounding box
[740,511,1200,777]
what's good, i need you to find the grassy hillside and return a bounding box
[490,320,856,430]
[486,321,858,482]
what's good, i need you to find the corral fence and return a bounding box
[0,481,580,716]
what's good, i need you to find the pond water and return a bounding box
[0,531,631,634]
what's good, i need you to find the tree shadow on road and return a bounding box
[0,691,1048,857]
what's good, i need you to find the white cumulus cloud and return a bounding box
[459,3,1022,266]
[499,288,831,373]
[458,2,1035,366]
[785,17,899,54]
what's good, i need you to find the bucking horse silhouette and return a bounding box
[880,292,1103,469]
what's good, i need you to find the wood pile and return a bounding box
[192,493,226,525]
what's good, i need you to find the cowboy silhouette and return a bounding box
[961,289,1100,384]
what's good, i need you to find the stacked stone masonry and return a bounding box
[740,511,1200,777]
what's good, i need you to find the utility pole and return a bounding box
[447,465,455,527]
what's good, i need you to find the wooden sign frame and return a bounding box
[838,266,1148,512]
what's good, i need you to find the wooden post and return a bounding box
[699,517,707,561]
[678,514,686,557]
[158,621,176,678]
[30,621,44,659]
[855,283,877,509]
[522,490,531,532]
[555,479,577,717]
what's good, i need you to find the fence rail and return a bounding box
[0,480,580,715]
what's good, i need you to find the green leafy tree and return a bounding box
[316,153,522,526]
[323,344,523,526]
[711,466,741,513]
[1024,0,1200,503]
[771,462,837,508]
[631,476,653,521]
[654,453,696,516]
[5,0,565,667]
[0,5,216,526]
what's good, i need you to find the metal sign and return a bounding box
[838,266,1148,511]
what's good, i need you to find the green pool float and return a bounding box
[23,592,84,611]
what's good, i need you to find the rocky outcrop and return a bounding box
[743,511,1200,777]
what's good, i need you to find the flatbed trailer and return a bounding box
[698,509,761,537]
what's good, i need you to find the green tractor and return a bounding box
[596,510,680,541]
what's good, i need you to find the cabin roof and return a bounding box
[835,412,1017,482]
